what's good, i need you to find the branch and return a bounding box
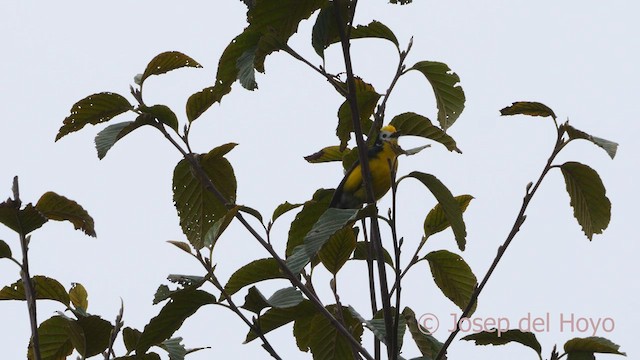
[332,1,394,357]
[435,126,566,360]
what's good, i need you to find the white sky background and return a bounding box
[1,1,638,359]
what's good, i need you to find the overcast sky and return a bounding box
[1,2,638,359]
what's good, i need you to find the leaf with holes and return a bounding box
[36,192,96,237]
[304,146,349,163]
[140,51,202,85]
[559,162,611,240]
[0,275,70,306]
[409,61,465,130]
[56,92,133,141]
[424,250,477,314]
[500,101,557,119]
[390,112,460,152]
[172,144,237,249]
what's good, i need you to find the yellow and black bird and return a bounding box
[330,125,403,209]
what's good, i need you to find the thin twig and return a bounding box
[435,126,566,360]
[360,220,380,359]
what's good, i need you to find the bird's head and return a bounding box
[378,125,403,154]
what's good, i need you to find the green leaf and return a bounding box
[352,241,393,267]
[389,0,413,4]
[409,61,465,130]
[424,250,477,314]
[74,315,114,357]
[462,329,542,356]
[311,3,345,59]
[559,162,611,240]
[424,195,473,238]
[212,30,261,107]
[390,112,460,152]
[140,51,202,85]
[0,275,70,306]
[286,189,334,256]
[245,300,317,343]
[136,290,216,354]
[167,241,192,255]
[0,201,47,235]
[404,172,467,250]
[318,226,357,274]
[272,201,303,224]
[56,92,133,141]
[337,78,379,147]
[349,306,405,350]
[267,287,304,309]
[402,307,443,358]
[159,337,188,360]
[500,101,557,119]
[286,208,359,274]
[203,206,239,248]
[223,258,287,297]
[153,277,207,305]
[293,315,315,352]
[114,353,161,360]
[0,239,11,259]
[307,305,364,360]
[241,286,270,314]
[350,21,400,49]
[122,327,142,352]
[304,146,349,163]
[69,283,88,312]
[564,124,618,159]
[36,191,96,237]
[94,116,154,159]
[28,316,74,360]
[238,205,264,223]
[172,143,237,248]
[141,104,179,132]
[237,45,259,90]
[564,336,625,356]
[186,86,221,122]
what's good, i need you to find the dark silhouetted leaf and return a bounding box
[350,21,399,49]
[409,61,465,130]
[308,305,364,360]
[337,78,379,147]
[27,316,73,360]
[404,172,467,250]
[272,202,303,224]
[390,112,460,152]
[293,315,314,352]
[403,307,443,358]
[0,239,11,259]
[462,329,542,355]
[286,189,334,256]
[559,162,611,240]
[56,92,133,141]
[244,300,317,343]
[242,286,270,314]
[425,250,477,314]
[352,241,393,266]
[424,195,473,238]
[94,116,154,159]
[140,51,202,85]
[237,45,259,90]
[36,191,96,237]
[167,241,192,255]
[564,336,625,356]
[186,86,221,122]
[286,208,359,274]
[500,101,556,119]
[75,315,114,357]
[267,287,304,309]
[223,258,286,297]
[564,124,618,159]
[0,275,70,306]
[136,290,216,354]
[318,226,357,274]
[172,144,237,248]
[122,327,142,352]
[304,146,349,163]
[140,104,179,132]
[0,202,47,235]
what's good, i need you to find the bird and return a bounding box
[330,125,403,209]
